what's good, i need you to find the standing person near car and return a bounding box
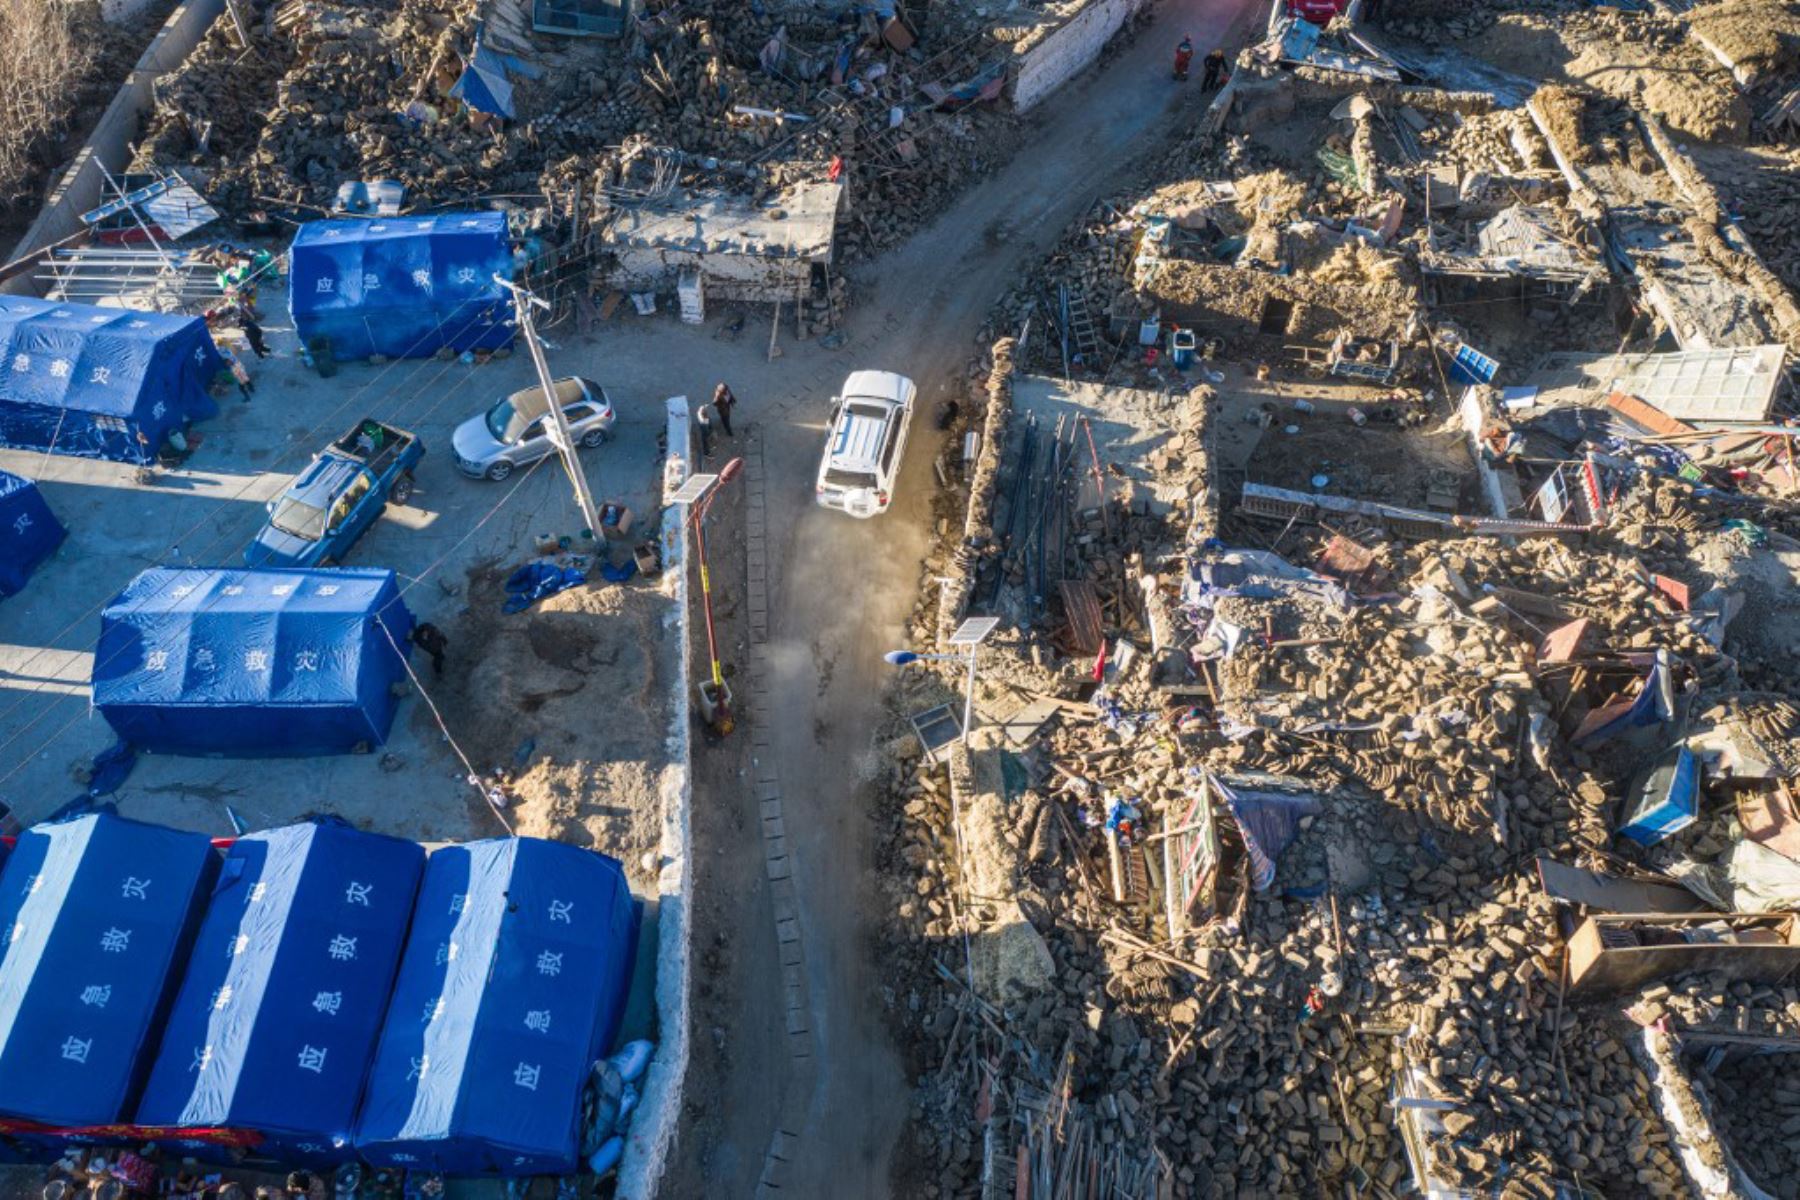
[711,383,737,437]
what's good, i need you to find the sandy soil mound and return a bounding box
[421,560,677,883]
[1689,0,1800,85]
[1473,13,1750,142]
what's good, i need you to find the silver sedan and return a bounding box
[451,376,616,481]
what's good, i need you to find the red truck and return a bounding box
[1289,0,1348,24]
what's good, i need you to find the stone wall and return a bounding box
[1010,0,1150,113]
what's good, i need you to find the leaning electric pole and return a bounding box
[494,276,602,538]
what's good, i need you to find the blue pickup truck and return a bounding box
[246,419,424,568]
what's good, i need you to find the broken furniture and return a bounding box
[1567,912,1800,995]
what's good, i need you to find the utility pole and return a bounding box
[494,275,601,537]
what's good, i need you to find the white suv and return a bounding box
[815,370,917,518]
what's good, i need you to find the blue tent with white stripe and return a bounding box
[135,821,425,1165]
[0,297,221,464]
[354,839,638,1175]
[0,470,64,597]
[288,214,514,362]
[91,567,416,758]
[0,813,217,1128]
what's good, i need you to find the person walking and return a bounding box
[711,382,737,437]
[695,401,716,459]
[221,346,254,401]
[1201,47,1228,90]
[1173,36,1195,80]
[240,311,272,358]
[411,622,449,677]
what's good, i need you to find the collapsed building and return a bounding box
[872,1,1800,1196]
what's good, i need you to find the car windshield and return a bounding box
[269,497,325,540]
[824,467,877,491]
[487,380,586,444]
[485,398,524,444]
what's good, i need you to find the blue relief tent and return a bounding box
[354,839,639,1175]
[91,567,416,758]
[287,214,514,362]
[0,470,65,597]
[0,297,222,464]
[0,813,217,1128]
[135,821,426,1164]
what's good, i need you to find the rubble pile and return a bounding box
[876,342,1800,1195]
[134,0,1032,258]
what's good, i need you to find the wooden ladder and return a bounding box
[1064,285,1102,364]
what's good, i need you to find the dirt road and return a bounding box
[669,3,1261,1195]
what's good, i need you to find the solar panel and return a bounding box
[668,473,718,505]
[947,616,1001,647]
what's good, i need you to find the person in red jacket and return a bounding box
[1173,36,1194,80]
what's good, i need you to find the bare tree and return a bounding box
[0,0,98,213]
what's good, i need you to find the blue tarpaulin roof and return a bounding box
[355,839,639,1175]
[0,470,65,597]
[0,297,222,464]
[92,567,416,758]
[0,813,217,1127]
[288,215,514,362]
[136,822,425,1164]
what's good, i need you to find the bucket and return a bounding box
[1168,329,1197,369]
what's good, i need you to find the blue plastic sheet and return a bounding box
[136,821,425,1164]
[92,567,416,757]
[0,813,217,1127]
[0,470,65,597]
[1214,776,1323,893]
[0,297,222,464]
[503,562,586,613]
[288,215,514,362]
[355,839,639,1175]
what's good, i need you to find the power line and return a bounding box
[0,453,558,811]
[0,246,592,733]
[373,616,514,837]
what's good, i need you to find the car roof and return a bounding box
[502,377,589,422]
[289,455,365,505]
[841,370,912,406]
[829,405,892,471]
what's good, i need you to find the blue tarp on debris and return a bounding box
[355,839,639,1175]
[0,297,221,464]
[136,821,425,1164]
[0,813,217,1127]
[91,567,416,757]
[288,214,514,362]
[0,470,65,597]
[1213,774,1324,892]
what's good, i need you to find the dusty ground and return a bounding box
[657,0,1270,1195]
[0,299,673,891]
[427,559,677,873]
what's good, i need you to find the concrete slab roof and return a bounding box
[1524,344,1787,425]
[604,181,843,262]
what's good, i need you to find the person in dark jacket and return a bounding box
[411,622,449,677]
[712,383,737,437]
[1201,47,1228,90]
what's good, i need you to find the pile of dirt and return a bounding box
[422,560,677,886]
[1688,0,1800,86]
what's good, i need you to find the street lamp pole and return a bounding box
[673,457,744,735]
